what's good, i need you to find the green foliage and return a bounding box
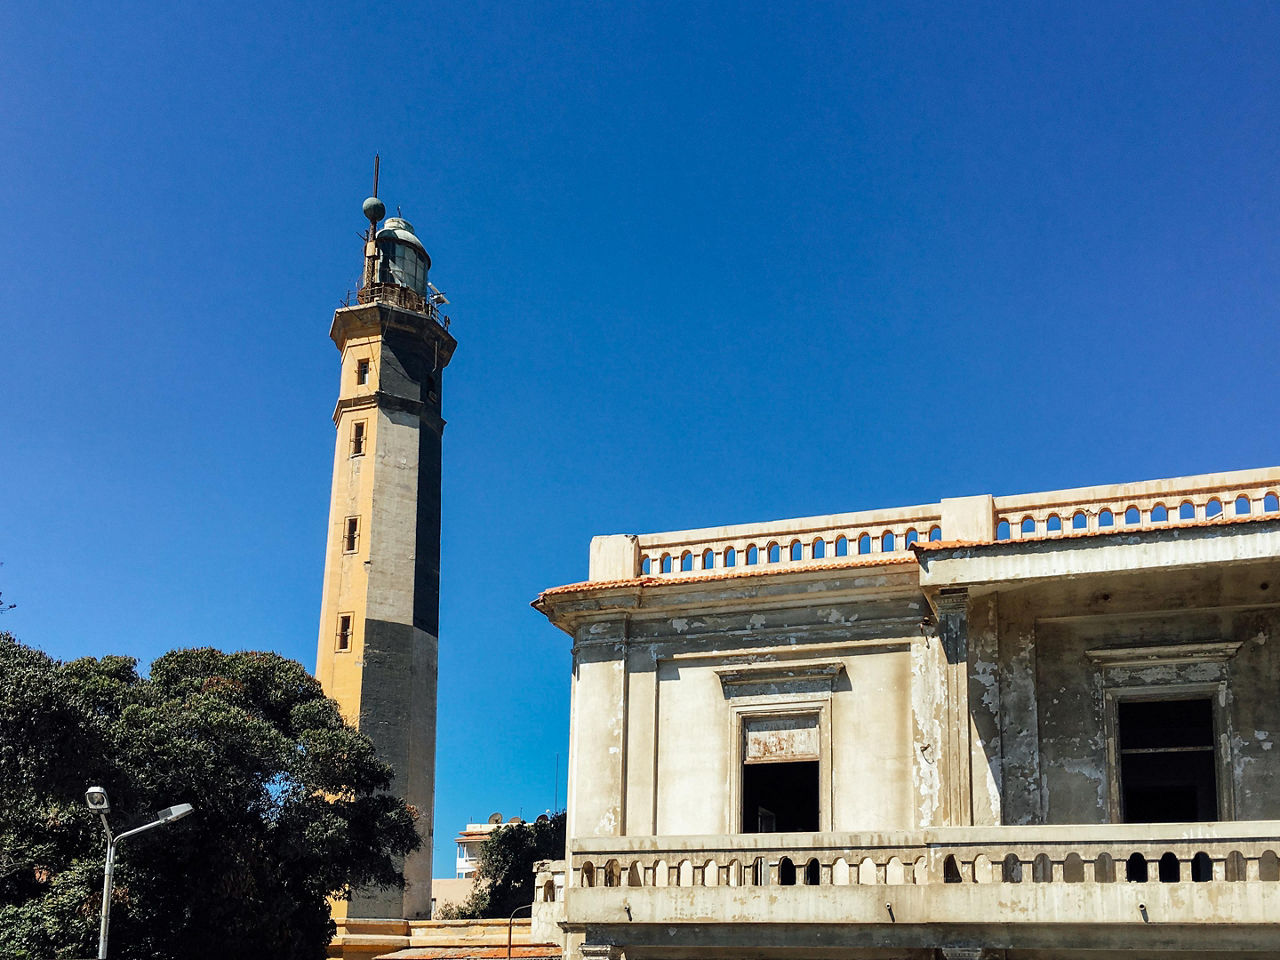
[0,634,420,960]
[442,813,565,919]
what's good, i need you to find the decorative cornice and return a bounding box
[332,390,438,427]
[716,662,844,699]
[329,301,457,366]
[1085,640,1244,668]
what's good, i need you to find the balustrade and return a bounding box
[569,823,1280,890]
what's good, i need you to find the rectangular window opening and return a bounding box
[343,517,359,553]
[336,614,353,651]
[1118,698,1217,823]
[350,420,366,457]
[741,761,819,833]
[356,358,370,386]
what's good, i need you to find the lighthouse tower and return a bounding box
[315,179,456,919]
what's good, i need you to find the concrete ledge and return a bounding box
[568,883,1280,949]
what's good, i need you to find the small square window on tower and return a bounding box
[356,358,371,385]
[350,420,367,457]
[336,614,353,651]
[343,517,360,553]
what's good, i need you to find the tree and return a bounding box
[440,814,565,920]
[0,634,420,960]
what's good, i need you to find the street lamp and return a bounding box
[85,786,194,960]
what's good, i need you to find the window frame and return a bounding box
[350,419,368,458]
[715,662,843,835]
[729,701,831,834]
[336,613,354,652]
[342,516,360,554]
[1103,682,1233,823]
[356,358,371,386]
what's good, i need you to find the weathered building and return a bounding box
[532,468,1280,959]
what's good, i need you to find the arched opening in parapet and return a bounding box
[1063,853,1084,883]
[703,858,719,886]
[804,858,819,885]
[724,546,737,567]
[928,525,942,541]
[1125,506,1141,525]
[1072,510,1087,530]
[746,545,759,565]
[1191,852,1212,883]
[1158,852,1179,882]
[603,859,621,887]
[1099,509,1114,528]
[1151,503,1168,523]
[777,857,796,886]
[768,542,781,563]
[904,528,919,547]
[1180,500,1196,520]
[702,549,714,570]
[831,858,850,885]
[943,855,962,883]
[1001,854,1022,883]
[1046,514,1062,532]
[653,859,669,887]
[858,533,871,554]
[1206,498,1222,518]
[1095,853,1115,883]
[1226,850,1246,881]
[857,857,876,885]
[1032,853,1052,882]
[1021,517,1036,536]
[627,862,642,886]
[812,537,826,559]
[835,536,849,556]
[1125,853,1148,883]
[790,540,803,561]
[580,862,595,887]
[1260,850,1280,881]
[996,520,1011,541]
[680,551,694,572]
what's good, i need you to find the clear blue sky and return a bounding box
[2,2,1278,872]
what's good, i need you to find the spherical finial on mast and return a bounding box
[363,196,386,224]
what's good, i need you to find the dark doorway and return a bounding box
[742,761,819,832]
[1118,698,1217,823]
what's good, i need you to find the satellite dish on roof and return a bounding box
[508,816,523,824]
[536,814,550,824]
[488,812,503,824]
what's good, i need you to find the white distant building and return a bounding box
[456,814,524,878]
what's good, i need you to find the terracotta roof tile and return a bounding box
[535,553,918,602]
[377,948,560,960]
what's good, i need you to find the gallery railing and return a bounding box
[568,822,1280,889]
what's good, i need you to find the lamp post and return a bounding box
[85,787,194,960]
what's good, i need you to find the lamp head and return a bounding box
[157,803,194,823]
[85,786,110,812]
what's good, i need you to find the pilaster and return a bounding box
[936,587,973,826]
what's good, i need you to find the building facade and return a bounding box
[315,191,456,920]
[456,816,527,879]
[533,468,1280,959]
